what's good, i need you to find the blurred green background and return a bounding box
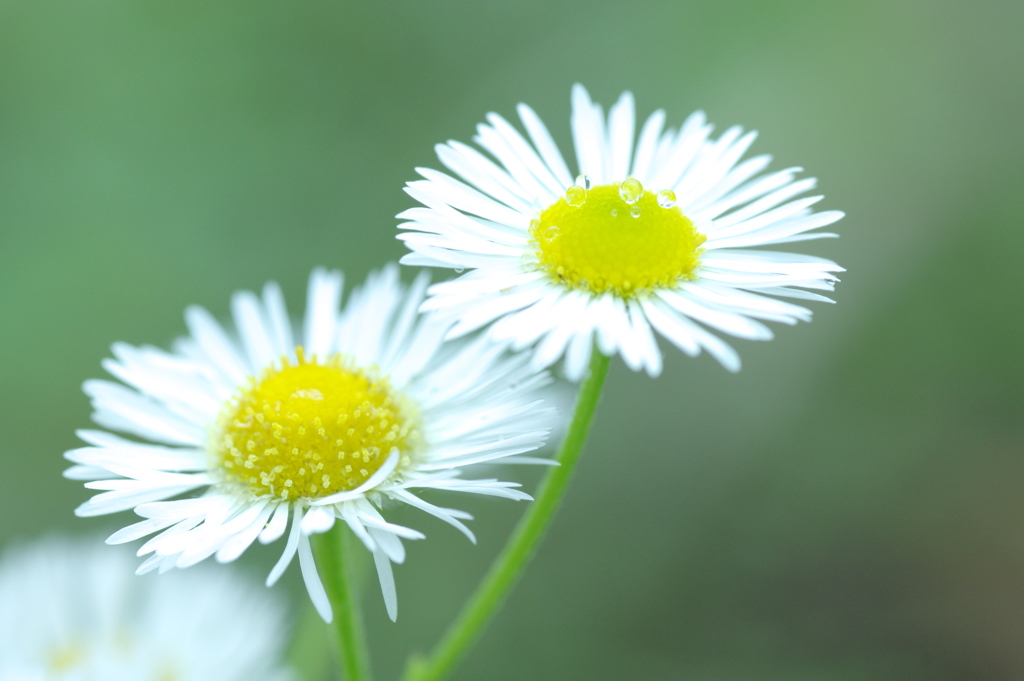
[2,0,1023,679]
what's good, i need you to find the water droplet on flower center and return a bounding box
[565,185,586,207]
[618,177,643,204]
[528,181,705,297]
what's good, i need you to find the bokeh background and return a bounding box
[2,0,1023,679]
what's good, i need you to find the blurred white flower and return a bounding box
[0,537,293,681]
[66,265,556,621]
[398,84,844,379]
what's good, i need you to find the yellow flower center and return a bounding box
[212,351,419,501]
[529,178,706,297]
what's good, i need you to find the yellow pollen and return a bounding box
[529,178,705,297]
[212,350,420,500]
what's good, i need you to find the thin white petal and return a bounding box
[571,83,606,183]
[184,305,249,384]
[262,280,295,356]
[216,502,277,563]
[259,502,291,544]
[303,268,343,360]
[631,108,666,183]
[298,532,333,623]
[232,290,277,371]
[301,506,337,534]
[389,489,476,543]
[517,102,573,188]
[310,449,400,506]
[373,549,398,622]
[606,90,635,181]
[266,505,302,586]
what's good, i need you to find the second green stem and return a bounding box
[316,525,373,681]
[405,349,611,681]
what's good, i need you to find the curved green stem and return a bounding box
[404,349,611,681]
[315,526,373,681]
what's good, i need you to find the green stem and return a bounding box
[315,526,373,681]
[405,349,611,681]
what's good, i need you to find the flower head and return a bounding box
[66,265,556,621]
[398,84,845,379]
[0,538,293,681]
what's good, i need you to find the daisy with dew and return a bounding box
[387,87,846,681]
[0,538,293,681]
[398,84,844,380]
[66,265,556,623]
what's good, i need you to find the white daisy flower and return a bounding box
[398,84,845,380]
[0,537,293,681]
[66,265,556,622]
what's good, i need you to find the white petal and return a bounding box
[571,83,606,184]
[630,108,666,183]
[184,305,249,384]
[262,280,295,357]
[711,177,818,229]
[563,310,596,382]
[645,298,740,372]
[407,171,528,227]
[259,502,291,544]
[85,380,205,446]
[659,289,774,341]
[649,110,710,190]
[266,505,302,587]
[373,549,398,622]
[483,112,564,199]
[379,270,432,369]
[303,267,343,360]
[606,90,635,182]
[679,129,758,206]
[298,532,332,623]
[517,102,573,188]
[232,290,277,371]
[216,502,277,563]
[310,449,400,506]
[627,300,663,377]
[389,489,476,543]
[106,517,178,545]
[436,140,535,212]
[74,483,204,517]
[301,506,337,534]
